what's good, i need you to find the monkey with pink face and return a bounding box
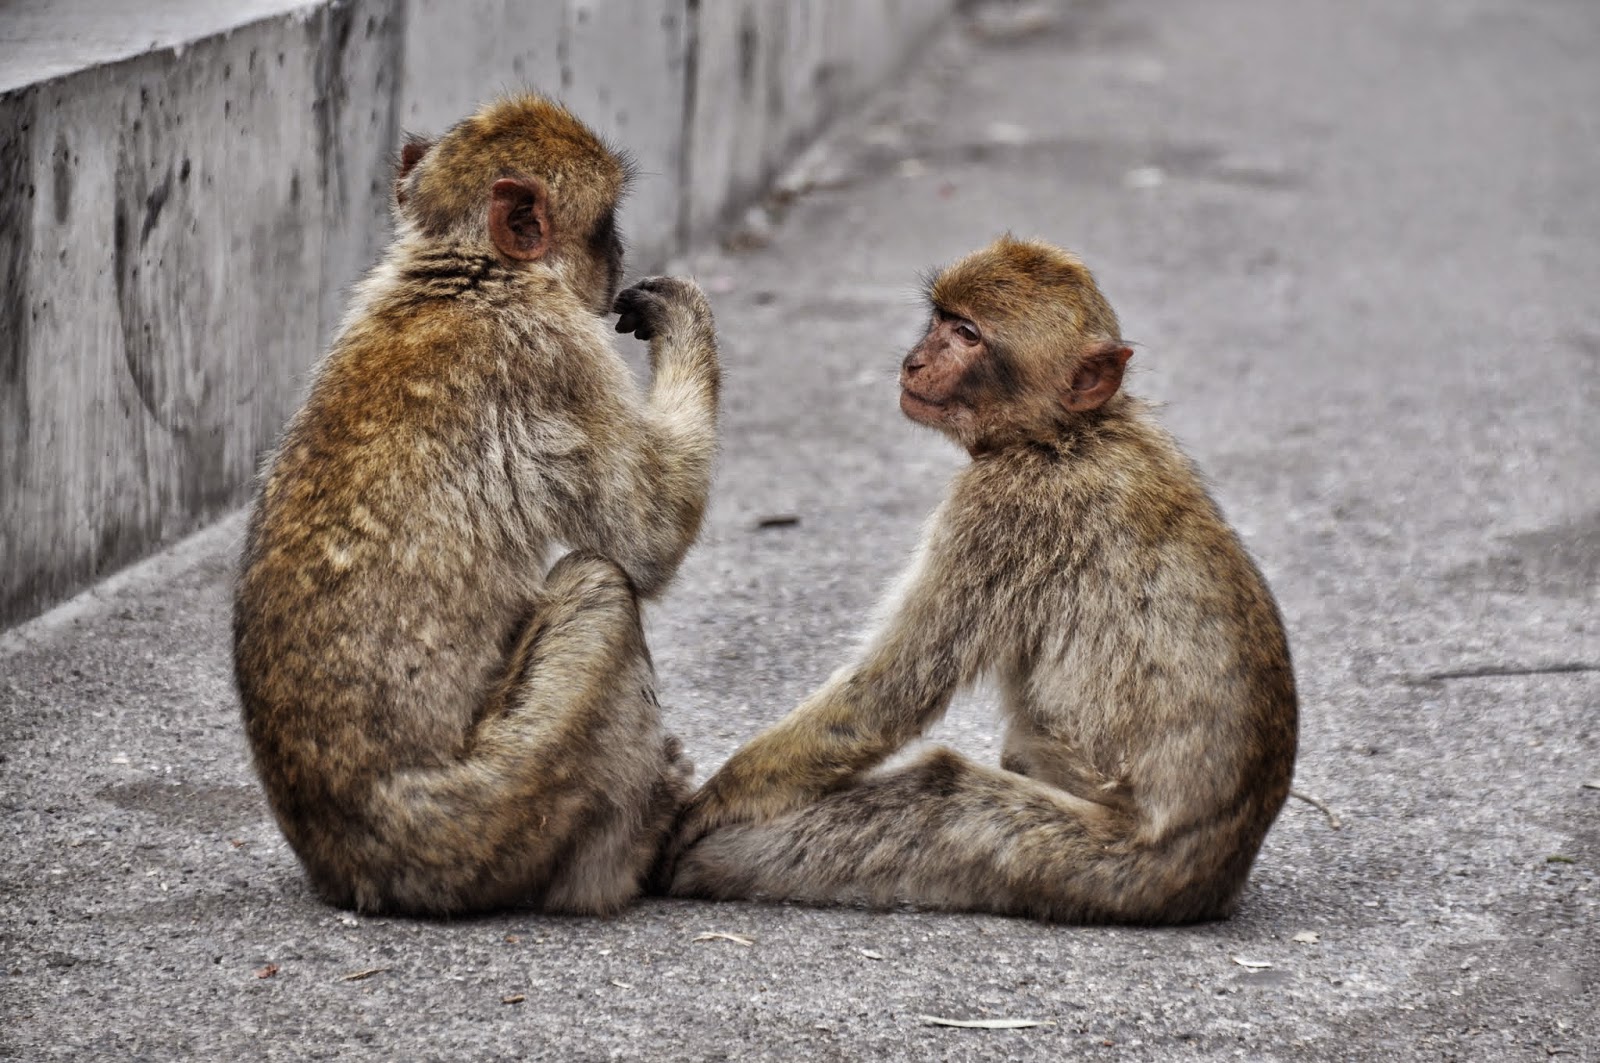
[666,236,1297,924]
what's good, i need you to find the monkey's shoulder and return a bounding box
[947,421,1249,572]
[300,302,597,434]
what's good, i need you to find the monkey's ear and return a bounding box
[488,177,551,261]
[394,137,432,206]
[1063,342,1133,412]
[398,137,431,178]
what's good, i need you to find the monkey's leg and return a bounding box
[670,746,1243,925]
[540,725,694,915]
[342,553,684,915]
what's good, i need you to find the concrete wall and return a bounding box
[0,0,956,629]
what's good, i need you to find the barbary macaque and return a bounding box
[668,236,1295,924]
[234,94,720,915]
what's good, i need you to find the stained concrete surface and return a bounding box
[2,0,1598,1059]
[1,0,954,629]
[0,0,318,94]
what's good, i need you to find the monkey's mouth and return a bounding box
[899,388,949,415]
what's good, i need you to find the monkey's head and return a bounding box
[394,93,633,312]
[903,236,1133,455]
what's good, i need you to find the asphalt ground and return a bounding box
[3,0,1597,1059]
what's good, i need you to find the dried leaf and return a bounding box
[859,948,885,961]
[693,931,754,947]
[1288,788,1343,830]
[1292,931,1321,944]
[610,979,634,990]
[254,964,279,979]
[340,967,389,982]
[502,994,525,1005]
[920,1015,1053,1030]
[504,934,521,944]
[1232,956,1273,969]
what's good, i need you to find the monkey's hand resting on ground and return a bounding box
[657,766,784,888]
[659,718,858,884]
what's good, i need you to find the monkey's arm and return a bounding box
[567,277,721,598]
[675,516,996,842]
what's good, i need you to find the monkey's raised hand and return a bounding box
[614,276,714,349]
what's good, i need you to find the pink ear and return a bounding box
[1063,343,1132,412]
[488,178,550,261]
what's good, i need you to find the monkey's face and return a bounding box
[911,238,1133,454]
[900,310,1025,447]
[901,312,979,427]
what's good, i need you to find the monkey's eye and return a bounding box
[954,321,981,344]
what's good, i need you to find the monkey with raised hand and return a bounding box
[233,94,720,916]
[667,236,1295,924]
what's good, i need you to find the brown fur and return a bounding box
[233,94,720,916]
[666,236,1295,924]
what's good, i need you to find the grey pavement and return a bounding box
[3,0,1598,1059]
